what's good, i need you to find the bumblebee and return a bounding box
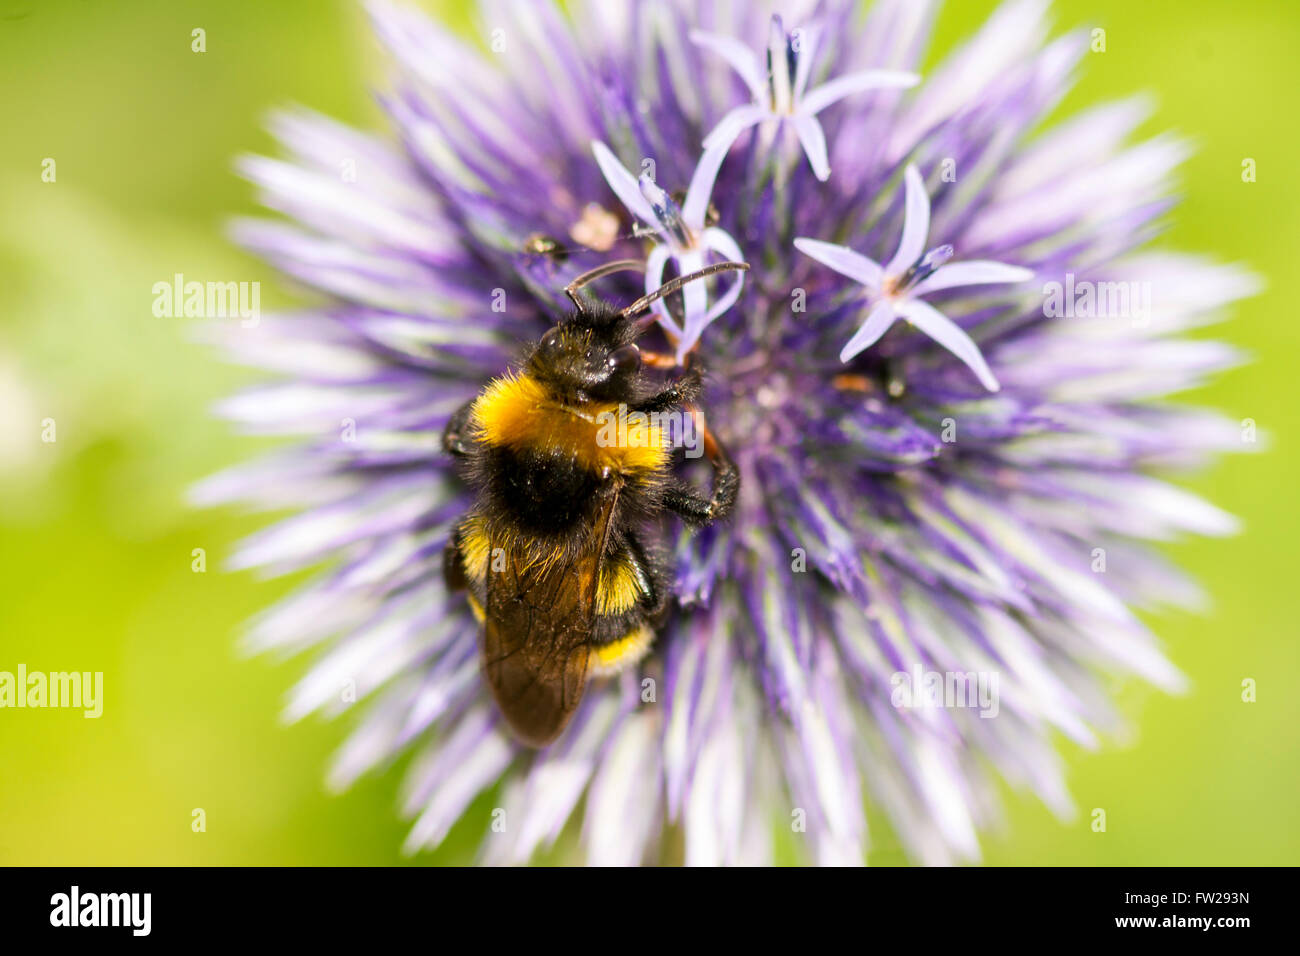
[443,259,747,747]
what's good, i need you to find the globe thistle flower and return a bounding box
[197,0,1256,866]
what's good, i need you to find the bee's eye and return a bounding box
[607,345,641,375]
[538,328,563,355]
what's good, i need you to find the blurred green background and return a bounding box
[0,0,1295,865]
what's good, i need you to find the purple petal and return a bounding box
[886,164,932,276]
[800,69,920,116]
[688,29,765,103]
[793,238,884,290]
[839,299,899,362]
[911,260,1034,296]
[791,114,831,181]
[896,297,1000,391]
[591,140,658,226]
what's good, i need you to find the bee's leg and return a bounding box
[662,476,736,526]
[624,529,669,619]
[442,398,477,457]
[443,528,468,593]
[662,409,739,526]
[634,349,680,371]
[589,534,663,677]
[631,368,702,415]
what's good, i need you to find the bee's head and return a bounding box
[526,304,642,401]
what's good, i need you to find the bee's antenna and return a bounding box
[620,261,750,321]
[564,259,646,312]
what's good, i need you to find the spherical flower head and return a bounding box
[197,0,1258,866]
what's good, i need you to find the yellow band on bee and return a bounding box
[472,372,669,475]
[461,514,645,614]
[589,625,655,677]
[459,515,491,583]
[595,549,647,616]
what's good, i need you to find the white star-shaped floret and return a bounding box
[691,15,919,181]
[592,139,745,361]
[795,165,1033,391]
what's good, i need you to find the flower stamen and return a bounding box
[894,244,955,295]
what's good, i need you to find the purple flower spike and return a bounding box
[797,165,1033,389]
[203,0,1257,867]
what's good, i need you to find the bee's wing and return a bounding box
[484,489,620,747]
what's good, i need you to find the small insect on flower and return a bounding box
[441,260,749,747]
